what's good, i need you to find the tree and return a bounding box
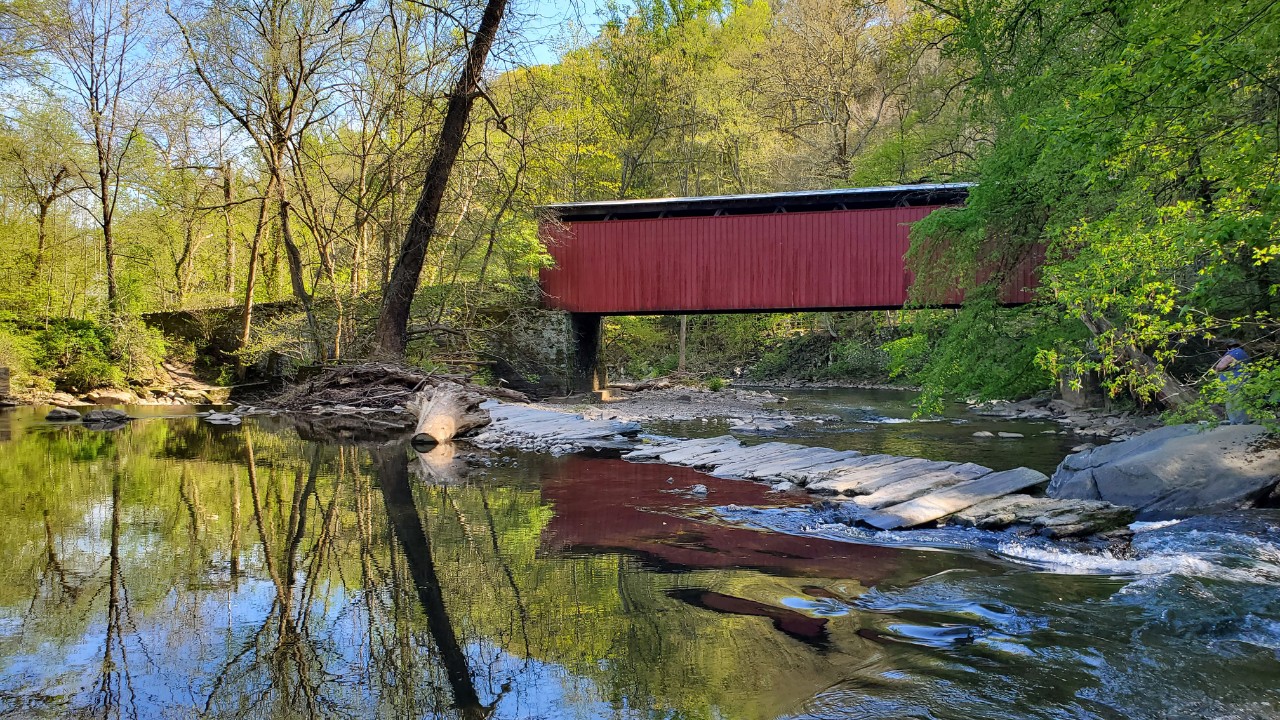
[29,0,161,314]
[171,0,348,360]
[0,103,83,290]
[907,0,1280,417]
[374,0,510,358]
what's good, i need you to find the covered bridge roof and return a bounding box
[539,182,973,222]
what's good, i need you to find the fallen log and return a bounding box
[608,378,673,392]
[408,382,491,444]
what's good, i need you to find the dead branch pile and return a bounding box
[268,362,528,413]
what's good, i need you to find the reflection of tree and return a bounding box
[38,509,79,603]
[375,446,494,720]
[204,436,345,719]
[95,470,138,720]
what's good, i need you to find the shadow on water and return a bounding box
[0,405,1277,719]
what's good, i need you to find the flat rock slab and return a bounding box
[852,462,991,510]
[863,467,1050,530]
[807,457,937,495]
[744,449,863,480]
[706,442,812,477]
[948,495,1134,537]
[474,403,1074,532]
[472,401,642,451]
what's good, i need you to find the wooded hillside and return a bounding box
[0,0,1274,421]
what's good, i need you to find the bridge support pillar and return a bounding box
[568,313,605,393]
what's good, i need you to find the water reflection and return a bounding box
[0,407,1277,719]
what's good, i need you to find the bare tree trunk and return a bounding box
[276,180,324,362]
[31,203,48,283]
[678,315,688,372]
[223,162,235,298]
[374,0,509,358]
[100,169,118,314]
[236,184,274,380]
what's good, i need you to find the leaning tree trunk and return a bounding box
[374,0,508,358]
[1080,312,1192,408]
[408,382,490,444]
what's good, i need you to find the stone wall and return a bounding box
[0,366,9,399]
[482,308,574,397]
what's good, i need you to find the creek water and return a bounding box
[0,393,1277,720]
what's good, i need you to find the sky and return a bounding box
[512,0,612,66]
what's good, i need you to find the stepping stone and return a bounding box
[623,439,686,460]
[746,449,862,480]
[658,437,741,464]
[948,495,1134,537]
[847,460,958,495]
[852,463,991,509]
[806,457,927,495]
[862,467,1050,530]
[706,442,808,477]
[778,455,865,480]
[678,443,753,467]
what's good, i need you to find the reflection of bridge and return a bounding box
[537,184,1037,391]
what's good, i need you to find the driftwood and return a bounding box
[408,382,491,444]
[268,362,529,413]
[608,378,673,392]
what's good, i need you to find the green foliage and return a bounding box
[825,338,889,380]
[904,0,1280,414]
[603,316,679,378]
[881,334,929,380]
[908,299,1079,414]
[705,376,725,391]
[1166,357,1280,430]
[33,320,124,391]
[0,323,46,393]
[2,317,169,393]
[750,333,889,382]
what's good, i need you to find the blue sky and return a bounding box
[515,0,611,65]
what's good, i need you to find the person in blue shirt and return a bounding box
[1213,340,1251,425]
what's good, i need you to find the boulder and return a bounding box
[48,392,86,407]
[177,388,212,404]
[1048,424,1280,516]
[85,388,137,405]
[46,407,81,421]
[203,412,242,425]
[948,495,1134,537]
[83,408,128,424]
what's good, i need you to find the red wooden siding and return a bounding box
[539,206,1036,314]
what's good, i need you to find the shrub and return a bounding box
[34,320,124,391]
[0,323,47,393]
[822,338,888,380]
[882,334,930,379]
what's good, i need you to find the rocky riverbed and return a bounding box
[552,385,841,431]
[16,361,231,407]
[968,396,1164,440]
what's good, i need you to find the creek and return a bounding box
[0,390,1276,719]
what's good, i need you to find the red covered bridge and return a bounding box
[537,183,1037,390]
